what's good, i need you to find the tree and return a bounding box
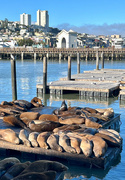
[17,38,34,46]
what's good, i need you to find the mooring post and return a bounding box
[96,50,99,70]
[101,51,104,69]
[21,52,24,60]
[77,52,80,74]
[43,55,47,94]
[11,57,17,100]
[68,55,71,80]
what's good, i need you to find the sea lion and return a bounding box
[80,137,93,157]
[37,132,51,149]
[29,120,62,132]
[47,134,63,152]
[95,132,120,147]
[68,136,81,154]
[13,171,56,180]
[0,162,30,180]
[83,128,98,135]
[96,108,114,118]
[53,124,80,133]
[82,112,102,129]
[20,112,40,120]
[59,133,76,153]
[19,129,31,147]
[83,107,98,114]
[106,129,122,140]
[59,100,68,111]
[59,117,85,125]
[89,136,108,158]
[39,114,59,122]
[13,100,33,109]
[98,129,121,143]
[0,129,20,144]
[0,157,20,178]
[20,160,68,175]
[3,115,27,129]
[20,117,33,126]
[28,132,39,147]
[31,97,44,107]
[1,101,27,112]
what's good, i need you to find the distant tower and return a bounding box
[20,13,31,26]
[37,10,49,28]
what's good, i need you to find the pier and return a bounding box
[1,47,125,60]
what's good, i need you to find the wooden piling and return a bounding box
[11,58,17,100]
[68,55,71,80]
[43,56,47,94]
[96,50,99,70]
[77,53,80,74]
[101,51,104,69]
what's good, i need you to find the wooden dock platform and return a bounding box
[37,69,125,98]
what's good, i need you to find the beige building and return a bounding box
[111,34,121,38]
[37,10,49,28]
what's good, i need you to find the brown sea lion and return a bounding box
[20,112,40,120]
[31,97,44,107]
[19,129,31,147]
[39,114,59,122]
[106,129,122,140]
[29,120,62,132]
[68,136,81,154]
[0,129,20,144]
[59,133,76,153]
[20,160,68,175]
[3,115,27,129]
[59,100,68,111]
[28,132,39,147]
[13,100,33,109]
[59,117,85,125]
[13,171,56,180]
[37,132,51,149]
[0,162,30,180]
[96,108,114,118]
[47,134,63,152]
[98,129,121,143]
[95,133,120,147]
[89,136,108,158]
[20,117,33,126]
[82,112,102,129]
[80,137,93,157]
[53,124,80,133]
[83,107,98,114]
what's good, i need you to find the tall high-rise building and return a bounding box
[20,13,31,26]
[37,10,49,28]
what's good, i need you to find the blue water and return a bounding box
[0,59,125,180]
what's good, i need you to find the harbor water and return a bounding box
[0,59,125,180]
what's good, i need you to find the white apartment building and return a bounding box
[20,13,31,26]
[37,10,49,28]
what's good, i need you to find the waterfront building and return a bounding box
[56,29,77,48]
[20,13,31,26]
[37,10,49,28]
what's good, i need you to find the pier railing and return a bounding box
[1,47,125,60]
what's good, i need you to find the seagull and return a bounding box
[10,54,15,60]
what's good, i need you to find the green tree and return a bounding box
[17,38,34,46]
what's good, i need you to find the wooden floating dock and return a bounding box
[37,69,125,98]
[0,140,122,170]
[0,106,122,169]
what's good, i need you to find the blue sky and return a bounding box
[1,0,125,35]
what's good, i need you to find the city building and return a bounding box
[20,13,31,26]
[56,29,77,48]
[37,10,49,28]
